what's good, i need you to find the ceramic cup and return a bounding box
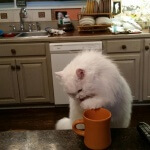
[72,108,111,150]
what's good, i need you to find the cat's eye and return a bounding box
[77,89,82,93]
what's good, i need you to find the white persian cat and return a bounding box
[55,50,133,129]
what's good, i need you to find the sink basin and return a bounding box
[0,31,49,38]
[0,32,21,38]
[17,31,49,37]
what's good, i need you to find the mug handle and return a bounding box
[72,119,85,136]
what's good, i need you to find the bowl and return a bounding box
[0,30,4,36]
[3,33,17,37]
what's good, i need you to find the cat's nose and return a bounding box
[77,89,82,93]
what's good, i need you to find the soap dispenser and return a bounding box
[62,14,74,32]
[63,15,71,25]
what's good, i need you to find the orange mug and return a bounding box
[72,108,112,150]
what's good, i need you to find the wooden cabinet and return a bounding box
[108,54,140,100]
[106,39,141,53]
[16,58,50,103]
[106,39,142,101]
[143,39,150,100]
[0,43,50,105]
[0,59,20,104]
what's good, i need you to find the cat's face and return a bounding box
[55,68,86,99]
[56,68,96,102]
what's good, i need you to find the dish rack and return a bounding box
[77,13,112,32]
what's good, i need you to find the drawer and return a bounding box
[0,43,46,57]
[145,39,150,47]
[106,39,141,53]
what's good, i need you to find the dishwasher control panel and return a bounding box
[50,41,103,51]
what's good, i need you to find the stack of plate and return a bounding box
[79,16,95,26]
[96,17,111,25]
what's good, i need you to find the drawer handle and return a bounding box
[11,49,16,55]
[122,45,127,50]
[16,65,20,71]
[145,46,149,51]
[11,65,16,71]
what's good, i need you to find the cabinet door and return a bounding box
[143,39,150,100]
[108,54,140,100]
[16,58,50,103]
[0,59,20,104]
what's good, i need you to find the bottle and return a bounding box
[57,12,63,25]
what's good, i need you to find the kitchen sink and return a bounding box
[0,31,50,38]
[0,32,21,38]
[17,31,49,37]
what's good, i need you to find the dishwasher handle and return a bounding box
[49,41,103,52]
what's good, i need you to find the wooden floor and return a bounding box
[0,105,150,131]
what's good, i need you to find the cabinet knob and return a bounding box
[11,65,16,71]
[122,45,127,50]
[145,46,149,51]
[11,49,16,55]
[16,65,20,71]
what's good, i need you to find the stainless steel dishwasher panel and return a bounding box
[51,52,78,104]
[50,41,103,105]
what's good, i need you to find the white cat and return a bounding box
[55,50,133,129]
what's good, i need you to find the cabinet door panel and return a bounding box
[0,43,46,57]
[109,54,140,100]
[106,39,141,53]
[143,39,150,100]
[16,58,50,103]
[0,59,20,104]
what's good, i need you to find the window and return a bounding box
[0,0,14,8]
[0,0,85,9]
[27,0,83,1]
[0,0,13,2]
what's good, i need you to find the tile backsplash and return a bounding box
[1,13,8,19]
[0,9,52,23]
[0,10,15,22]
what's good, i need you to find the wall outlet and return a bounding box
[1,13,8,19]
[38,12,45,18]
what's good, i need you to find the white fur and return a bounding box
[56,117,72,130]
[55,50,133,130]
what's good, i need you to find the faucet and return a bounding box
[20,7,27,31]
[9,25,16,32]
[36,22,41,31]
[28,23,35,32]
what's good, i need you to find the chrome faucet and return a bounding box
[28,23,35,32]
[9,25,16,32]
[36,22,41,31]
[20,7,27,31]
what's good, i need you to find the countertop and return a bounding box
[0,30,150,44]
[0,128,149,150]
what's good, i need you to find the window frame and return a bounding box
[0,0,85,9]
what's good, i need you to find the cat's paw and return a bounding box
[80,98,102,110]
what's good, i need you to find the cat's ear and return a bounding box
[76,68,85,80]
[55,71,63,79]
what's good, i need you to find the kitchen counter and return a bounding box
[0,128,149,150]
[0,30,150,43]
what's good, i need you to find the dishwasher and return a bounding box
[49,41,103,105]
